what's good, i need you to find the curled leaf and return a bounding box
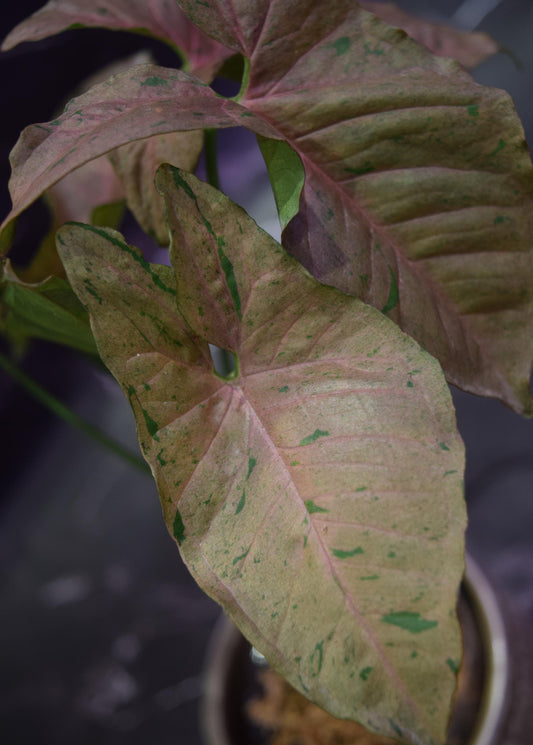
[2,0,233,80]
[108,130,204,245]
[359,2,499,69]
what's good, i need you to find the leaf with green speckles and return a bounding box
[5,0,531,415]
[58,169,465,745]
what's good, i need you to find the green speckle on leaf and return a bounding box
[305,499,329,514]
[333,37,350,55]
[381,611,438,633]
[173,509,186,545]
[83,278,102,304]
[381,266,399,314]
[218,240,242,320]
[489,138,506,156]
[235,490,246,515]
[389,720,403,738]
[364,42,385,56]
[360,667,373,681]
[142,406,160,441]
[232,548,250,565]
[332,547,364,559]
[247,456,257,480]
[299,429,330,446]
[467,104,479,117]
[447,658,460,674]
[141,76,169,87]
[311,641,324,675]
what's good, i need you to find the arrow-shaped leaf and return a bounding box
[57,167,465,745]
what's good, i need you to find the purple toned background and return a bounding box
[1,2,532,744]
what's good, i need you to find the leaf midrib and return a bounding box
[237,378,423,723]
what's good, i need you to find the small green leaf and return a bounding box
[0,262,97,355]
[257,136,305,230]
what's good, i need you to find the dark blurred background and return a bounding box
[1,2,532,744]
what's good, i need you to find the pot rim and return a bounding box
[202,554,509,745]
[462,555,509,745]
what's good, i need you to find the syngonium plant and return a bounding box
[1,2,533,744]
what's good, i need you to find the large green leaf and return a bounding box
[3,0,532,411]
[57,167,465,745]
[1,0,233,79]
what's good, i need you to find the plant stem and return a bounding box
[0,351,151,475]
[204,129,220,190]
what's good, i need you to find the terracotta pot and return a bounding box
[202,555,509,745]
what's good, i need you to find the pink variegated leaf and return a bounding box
[2,0,233,80]
[57,167,466,745]
[0,64,277,242]
[108,130,204,245]
[359,2,499,69]
[3,0,533,412]
[177,0,533,411]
